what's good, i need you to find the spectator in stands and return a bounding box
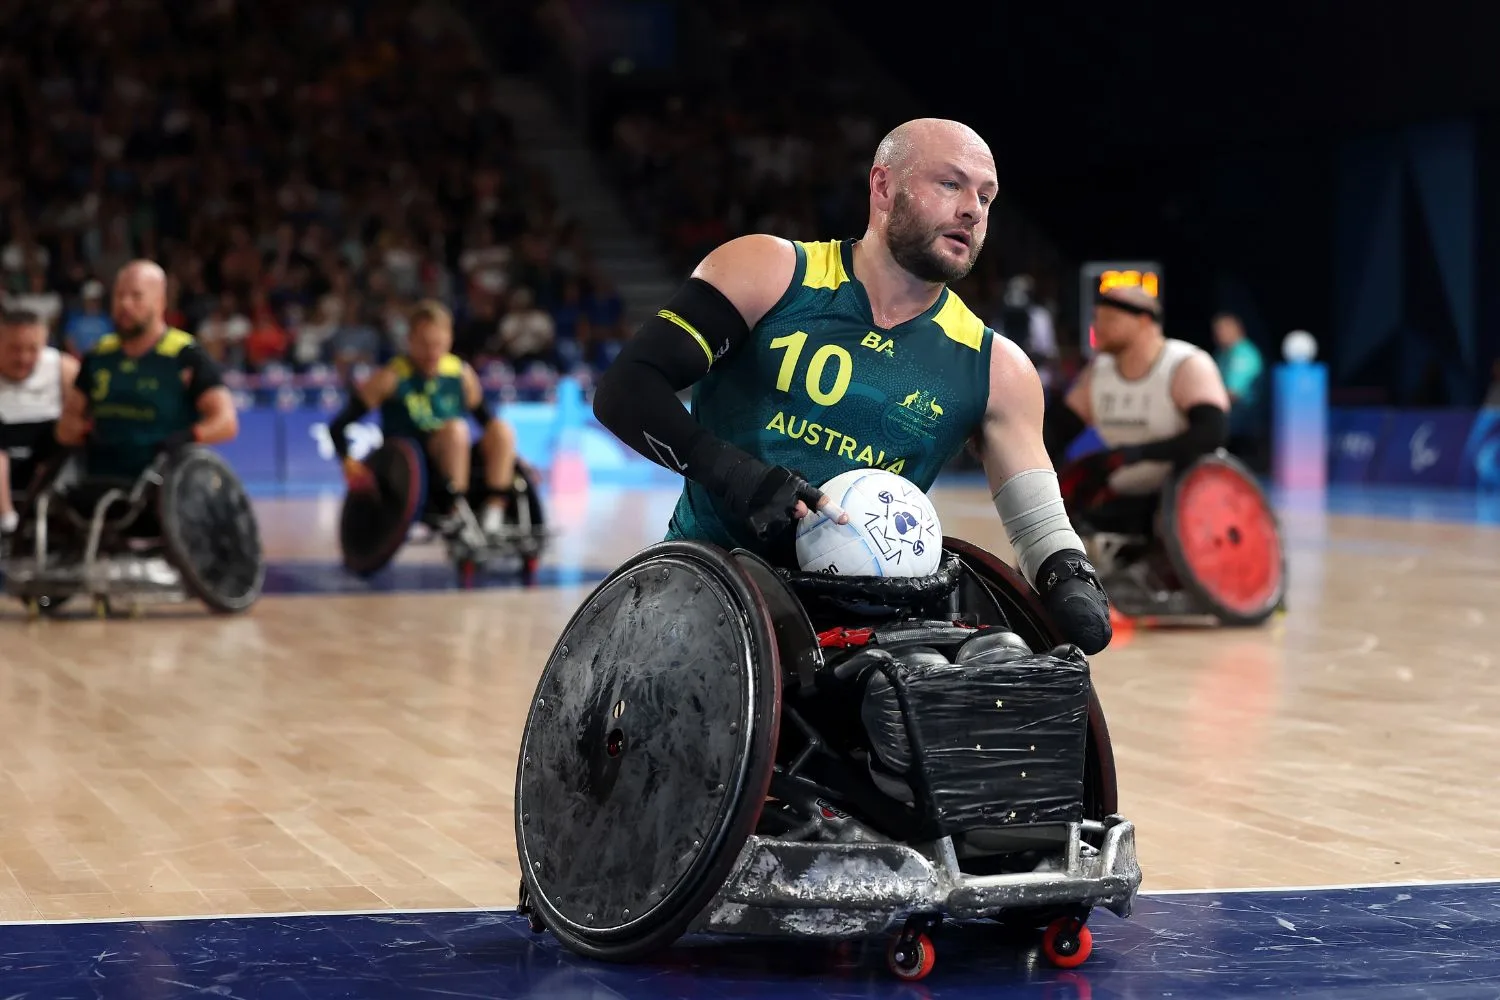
[197,294,252,369]
[494,287,555,369]
[1212,312,1268,470]
[63,281,112,357]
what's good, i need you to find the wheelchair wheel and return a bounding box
[339,440,429,577]
[1160,452,1286,626]
[158,447,265,614]
[514,540,783,963]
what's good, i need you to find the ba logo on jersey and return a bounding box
[861,332,895,357]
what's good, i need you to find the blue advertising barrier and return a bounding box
[212,379,683,493]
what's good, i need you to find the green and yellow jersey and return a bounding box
[667,238,994,556]
[378,353,467,441]
[79,328,223,480]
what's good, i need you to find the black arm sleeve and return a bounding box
[470,398,495,426]
[181,343,226,401]
[592,277,761,494]
[1043,402,1087,467]
[328,395,370,460]
[1125,404,1227,464]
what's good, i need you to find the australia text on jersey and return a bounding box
[764,410,908,474]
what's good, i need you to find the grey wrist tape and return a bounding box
[992,468,1086,586]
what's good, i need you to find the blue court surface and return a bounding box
[260,560,610,595]
[8,879,1499,998]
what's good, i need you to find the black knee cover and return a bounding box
[1035,548,1113,655]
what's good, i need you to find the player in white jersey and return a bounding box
[0,309,78,535]
[1042,285,1229,540]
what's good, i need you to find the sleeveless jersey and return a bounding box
[380,354,467,441]
[667,238,994,560]
[0,346,63,462]
[1089,337,1207,495]
[83,329,211,479]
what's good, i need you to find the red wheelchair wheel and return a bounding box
[1161,453,1286,626]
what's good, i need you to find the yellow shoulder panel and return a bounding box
[933,292,986,352]
[156,328,195,358]
[438,354,464,377]
[798,240,849,291]
[94,334,121,354]
[389,356,413,380]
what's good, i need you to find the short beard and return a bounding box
[115,319,149,340]
[885,189,980,284]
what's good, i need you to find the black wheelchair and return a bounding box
[338,438,549,586]
[0,447,264,619]
[513,535,1141,981]
[1069,450,1287,627]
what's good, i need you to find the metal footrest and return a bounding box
[694,816,1141,940]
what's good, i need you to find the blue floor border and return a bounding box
[8,880,1500,998]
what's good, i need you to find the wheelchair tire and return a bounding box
[158,447,265,614]
[1160,451,1286,627]
[339,440,429,578]
[514,540,783,963]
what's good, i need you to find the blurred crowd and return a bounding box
[590,2,1070,391]
[0,0,627,386]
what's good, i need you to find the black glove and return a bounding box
[157,428,197,455]
[1034,548,1112,655]
[717,456,825,542]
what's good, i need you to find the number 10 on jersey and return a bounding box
[770,331,852,407]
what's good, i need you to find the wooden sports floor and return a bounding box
[5,477,1500,999]
[4,479,1499,925]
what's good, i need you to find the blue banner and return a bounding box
[1326,408,1387,484]
[1460,409,1500,491]
[1371,410,1475,487]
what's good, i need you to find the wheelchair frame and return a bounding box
[2,449,263,618]
[514,538,1142,980]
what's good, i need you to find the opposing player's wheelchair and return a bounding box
[1070,450,1286,627]
[513,536,1140,981]
[338,438,549,585]
[0,447,265,618]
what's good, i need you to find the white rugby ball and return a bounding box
[794,469,943,578]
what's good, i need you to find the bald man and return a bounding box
[1043,286,1230,542]
[56,260,239,481]
[593,118,1113,654]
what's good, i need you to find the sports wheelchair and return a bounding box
[1071,450,1286,627]
[0,447,264,618]
[338,438,549,586]
[513,536,1141,981]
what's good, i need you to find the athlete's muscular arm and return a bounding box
[1114,352,1229,466]
[978,336,1112,655]
[593,234,848,538]
[55,357,93,447]
[1043,365,1093,466]
[173,343,237,446]
[328,366,398,462]
[461,362,499,427]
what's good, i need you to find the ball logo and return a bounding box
[878,490,893,503]
[894,511,917,534]
[1409,423,1439,473]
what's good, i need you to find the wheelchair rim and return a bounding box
[1169,460,1284,618]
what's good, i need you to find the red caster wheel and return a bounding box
[887,932,936,981]
[1041,917,1093,969]
[459,559,477,589]
[521,554,539,585]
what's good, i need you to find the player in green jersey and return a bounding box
[593,118,1113,654]
[329,300,520,539]
[56,260,239,480]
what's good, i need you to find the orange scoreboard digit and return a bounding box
[1079,260,1162,352]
